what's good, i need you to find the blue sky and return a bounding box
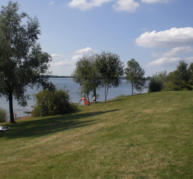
[1,0,193,76]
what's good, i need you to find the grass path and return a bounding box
[0,91,193,178]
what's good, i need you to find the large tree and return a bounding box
[125,59,145,95]
[73,55,101,101]
[0,2,52,123]
[95,52,123,101]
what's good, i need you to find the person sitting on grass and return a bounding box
[92,96,96,103]
[79,96,89,105]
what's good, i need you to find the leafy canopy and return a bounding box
[0,2,52,122]
[73,55,101,99]
[164,61,193,91]
[95,52,123,101]
[125,59,145,94]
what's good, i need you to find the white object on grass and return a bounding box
[0,126,8,132]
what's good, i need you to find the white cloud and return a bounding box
[50,47,95,75]
[149,56,193,67]
[148,47,193,67]
[162,46,193,57]
[48,1,55,6]
[72,47,95,61]
[149,56,181,66]
[113,0,140,13]
[68,0,169,12]
[68,0,111,10]
[75,47,94,55]
[137,27,193,70]
[141,0,168,4]
[136,27,193,48]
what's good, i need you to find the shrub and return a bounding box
[149,78,163,92]
[32,90,77,117]
[0,108,7,122]
[148,72,167,92]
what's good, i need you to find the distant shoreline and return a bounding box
[44,75,74,78]
[44,75,136,80]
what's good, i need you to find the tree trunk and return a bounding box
[93,87,97,101]
[104,85,106,102]
[8,92,15,123]
[131,82,134,95]
[104,85,108,102]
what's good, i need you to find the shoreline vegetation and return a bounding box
[44,75,150,80]
[1,91,193,178]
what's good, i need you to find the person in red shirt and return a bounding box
[80,97,89,105]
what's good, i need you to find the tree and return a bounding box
[0,2,52,123]
[73,55,101,101]
[164,61,192,91]
[125,59,145,95]
[95,52,123,101]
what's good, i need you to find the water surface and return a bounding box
[0,78,146,118]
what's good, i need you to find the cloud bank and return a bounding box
[141,0,168,4]
[68,0,169,12]
[148,46,193,67]
[136,27,193,48]
[68,0,111,10]
[136,27,193,70]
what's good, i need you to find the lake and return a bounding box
[0,78,147,118]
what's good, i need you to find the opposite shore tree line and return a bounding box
[1,1,193,123]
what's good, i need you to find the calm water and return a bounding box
[0,78,147,118]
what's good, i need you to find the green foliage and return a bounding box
[125,59,145,95]
[148,72,167,92]
[0,2,52,122]
[188,62,193,86]
[164,61,192,91]
[73,55,100,101]
[95,52,123,101]
[32,90,77,117]
[0,108,6,122]
[148,61,193,92]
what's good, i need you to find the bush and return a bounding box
[164,71,193,91]
[148,72,166,92]
[32,90,78,117]
[0,108,7,122]
[149,78,163,92]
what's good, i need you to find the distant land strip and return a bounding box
[42,75,150,80]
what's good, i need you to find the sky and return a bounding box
[1,0,193,76]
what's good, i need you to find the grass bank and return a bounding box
[0,91,193,178]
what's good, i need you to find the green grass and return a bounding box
[0,91,193,178]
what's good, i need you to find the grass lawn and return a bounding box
[0,91,193,178]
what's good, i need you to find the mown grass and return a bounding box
[0,91,193,179]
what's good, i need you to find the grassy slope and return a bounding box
[0,91,193,179]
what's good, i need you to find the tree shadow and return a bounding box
[105,96,128,103]
[3,109,119,139]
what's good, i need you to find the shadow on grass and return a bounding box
[106,96,128,103]
[3,109,118,139]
